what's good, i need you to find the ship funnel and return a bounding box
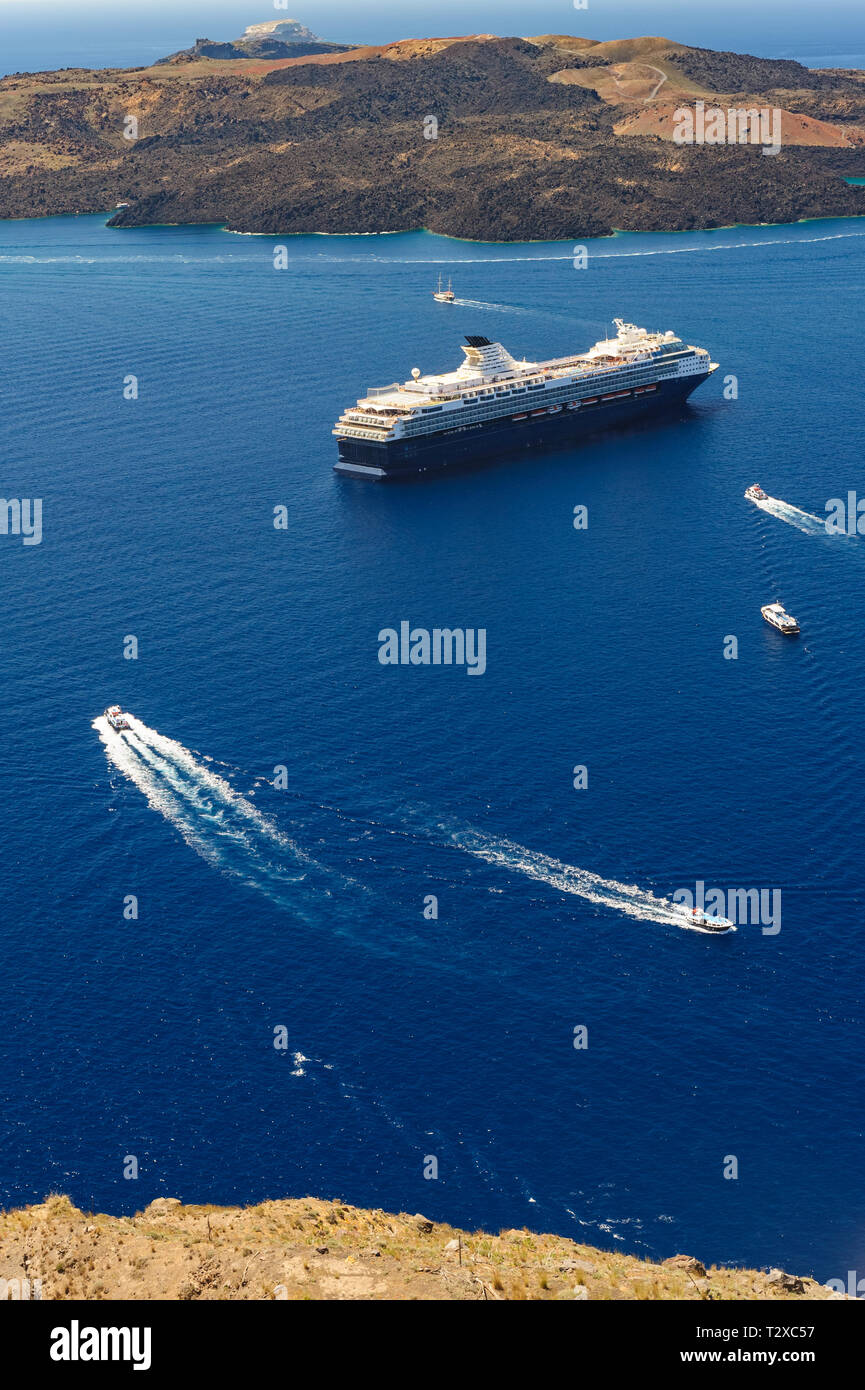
[458,339,520,378]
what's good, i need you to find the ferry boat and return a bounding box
[104,704,131,732]
[745,483,768,501]
[432,275,455,303]
[761,602,800,635]
[333,319,718,478]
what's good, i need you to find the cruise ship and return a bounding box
[333,319,718,478]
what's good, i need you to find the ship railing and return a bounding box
[334,424,395,438]
[344,413,396,428]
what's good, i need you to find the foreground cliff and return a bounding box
[0,34,864,239]
[0,1194,840,1300]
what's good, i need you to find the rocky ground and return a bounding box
[0,1194,845,1300]
[0,34,863,239]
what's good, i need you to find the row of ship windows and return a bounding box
[345,357,696,436]
[415,361,684,414]
[401,372,678,431]
[394,352,694,412]
[340,372,667,441]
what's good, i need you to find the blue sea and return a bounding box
[2,212,864,1283]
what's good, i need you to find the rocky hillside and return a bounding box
[158,15,352,63]
[0,33,863,239]
[655,44,859,94]
[0,1194,843,1300]
[160,38,351,63]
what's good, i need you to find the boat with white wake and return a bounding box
[432,275,455,303]
[745,483,768,501]
[681,907,736,934]
[104,705,132,732]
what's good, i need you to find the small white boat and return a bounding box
[761,602,800,635]
[684,907,736,934]
[745,483,768,501]
[104,704,131,732]
[432,274,455,303]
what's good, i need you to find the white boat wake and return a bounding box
[433,822,732,933]
[447,297,597,331]
[94,717,732,934]
[292,228,865,266]
[450,297,532,315]
[751,493,828,535]
[93,715,340,913]
[0,253,244,266]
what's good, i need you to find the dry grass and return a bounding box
[0,1195,841,1302]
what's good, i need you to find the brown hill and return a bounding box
[0,33,863,239]
[659,45,860,95]
[615,103,865,147]
[528,35,600,50]
[584,36,687,63]
[0,1194,843,1301]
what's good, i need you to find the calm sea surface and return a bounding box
[2,212,864,1280]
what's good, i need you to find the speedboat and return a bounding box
[745,483,768,501]
[104,704,131,732]
[432,274,455,303]
[761,602,800,635]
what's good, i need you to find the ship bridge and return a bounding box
[584,319,681,361]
